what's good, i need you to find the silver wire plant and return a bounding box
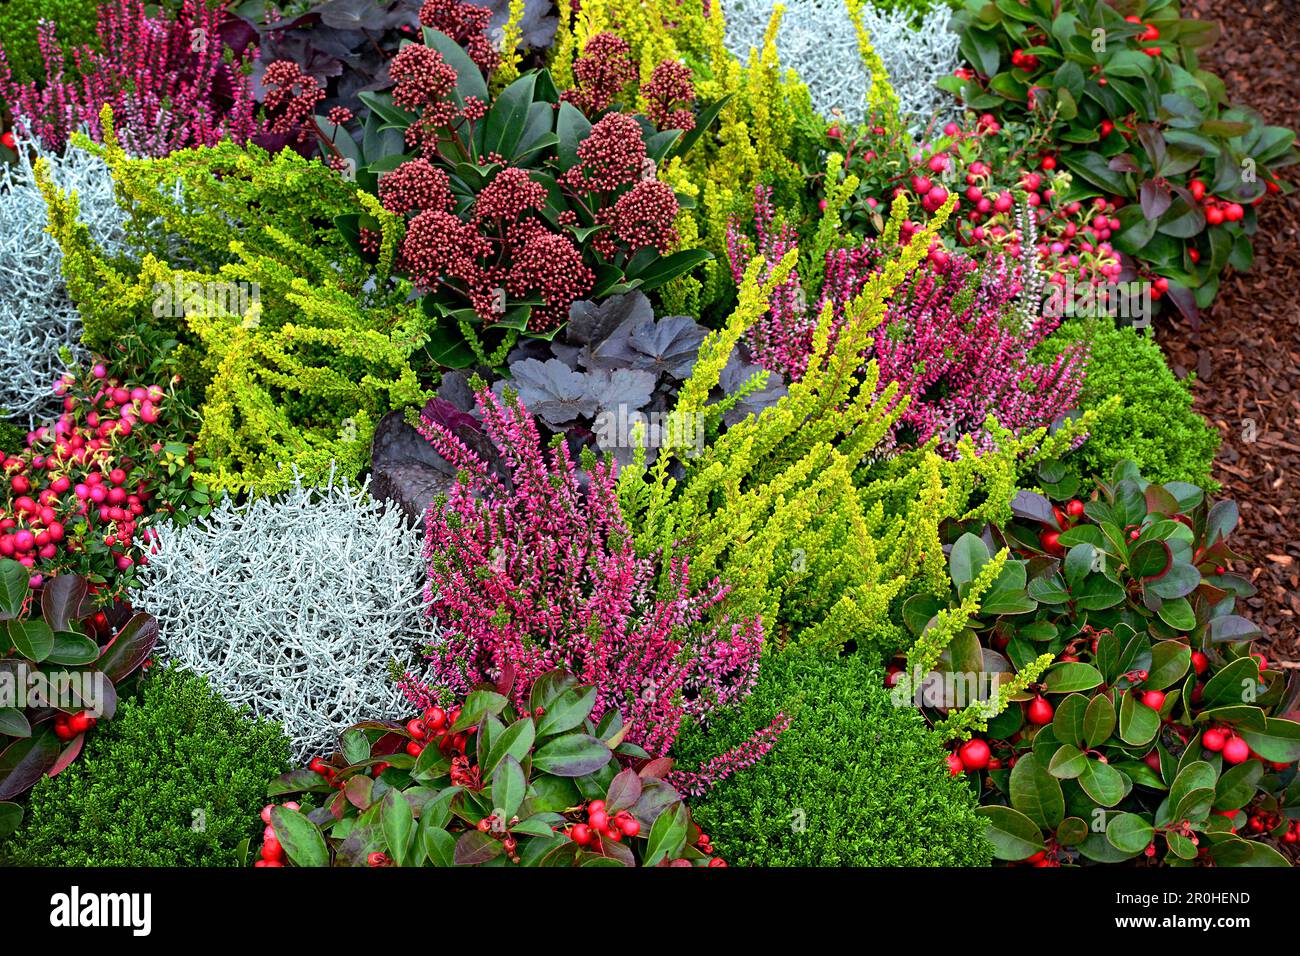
[136,469,437,761]
[721,0,961,137]
[0,127,129,423]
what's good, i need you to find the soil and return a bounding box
[1158,0,1300,663]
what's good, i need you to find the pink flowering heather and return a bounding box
[728,186,1088,455]
[403,383,764,759]
[0,0,259,157]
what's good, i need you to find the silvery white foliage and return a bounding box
[0,128,129,422]
[721,0,961,137]
[137,471,437,761]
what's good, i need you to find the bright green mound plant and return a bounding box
[672,644,993,866]
[0,0,103,85]
[1039,319,1219,491]
[621,194,1109,659]
[37,113,434,495]
[2,666,291,867]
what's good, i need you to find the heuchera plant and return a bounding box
[0,0,260,158]
[263,26,716,368]
[404,381,764,760]
[903,461,1300,866]
[259,669,724,867]
[0,362,207,601]
[0,562,158,830]
[944,0,1298,321]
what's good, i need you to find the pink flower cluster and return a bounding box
[729,186,1088,455]
[0,0,259,157]
[404,384,764,758]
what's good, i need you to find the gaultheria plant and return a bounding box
[0,0,259,157]
[728,186,1088,455]
[405,382,764,760]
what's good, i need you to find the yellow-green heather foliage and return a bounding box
[552,0,819,312]
[37,116,433,495]
[844,0,902,127]
[621,194,1108,658]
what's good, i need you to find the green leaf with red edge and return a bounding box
[270,806,330,867]
[450,690,508,733]
[8,620,53,663]
[534,685,597,738]
[1129,539,1173,579]
[532,733,612,777]
[267,768,334,796]
[0,708,29,738]
[1238,718,1300,763]
[96,613,158,683]
[643,800,689,866]
[381,787,415,866]
[0,560,28,620]
[490,754,527,822]
[976,805,1044,861]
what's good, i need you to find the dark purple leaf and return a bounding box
[566,293,652,348]
[40,574,91,633]
[1011,490,1057,527]
[717,353,787,426]
[584,367,656,415]
[0,731,59,801]
[590,312,708,380]
[1139,179,1172,220]
[97,613,159,684]
[500,358,597,426]
[604,767,643,814]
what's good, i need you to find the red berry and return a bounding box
[406,718,427,739]
[309,757,330,775]
[1039,530,1063,555]
[945,753,964,776]
[1066,499,1085,518]
[958,738,991,771]
[1141,690,1166,711]
[1027,697,1054,725]
[588,809,609,831]
[367,852,388,867]
[423,706,446,729]
[707,857,727,867]
[1205,205,1225,225]
[68,711,93,734]
[261,837,284,862]
[1202,729,1227,753]
[1191,651,1209,675]
[1222,737,1250,765]
[619,816,641,837]
[571,823,593,846]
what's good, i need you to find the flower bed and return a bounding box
[0,0,1295,871]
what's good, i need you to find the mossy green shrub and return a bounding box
[673,646,993,866]
[1040,319,1220,491]
[2,667,290,867]
[0,0,103,86]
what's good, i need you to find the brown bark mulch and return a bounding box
[1156,0,1300,662]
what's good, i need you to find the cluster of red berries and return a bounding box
[254,801,301,867]
[52,709,97,741]
[1121,15,1163,55]
[0,363,170,594]
[567,798,641,850]
[1186,177,1249,226]
[403,704,467,758]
